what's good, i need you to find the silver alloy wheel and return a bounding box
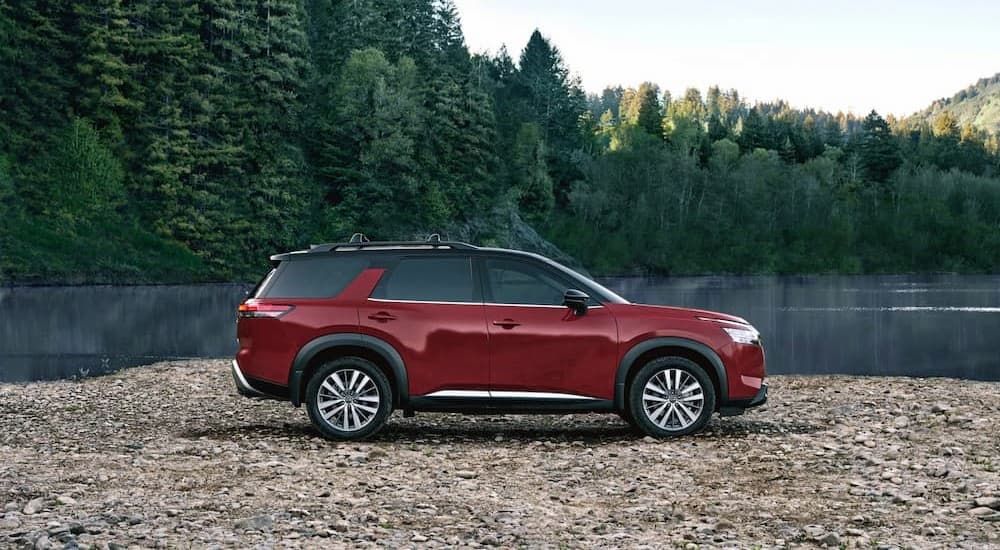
[316,369,381,432]
[642,368,705,431]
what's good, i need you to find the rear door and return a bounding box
[359,255,490,397]
[481,256,619,401]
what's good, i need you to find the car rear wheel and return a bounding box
[628,356,716,437]
[306,357,392,440]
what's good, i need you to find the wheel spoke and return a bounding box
[676,402,696,424]
[646,380,668,395]
[321,403,346,420]
[643,392,668,403]
[317,398,343,410]
[680,392,704,402]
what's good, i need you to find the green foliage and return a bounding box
[512,123,555,224]
[41,118,126,227]
[2,1,1000,282]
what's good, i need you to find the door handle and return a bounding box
[367,311,397,322]
[492,319,520,329]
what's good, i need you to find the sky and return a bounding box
[452,0,1000,117]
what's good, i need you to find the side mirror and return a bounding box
[563,289,590,316]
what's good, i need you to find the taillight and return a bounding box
[238,301,295,318]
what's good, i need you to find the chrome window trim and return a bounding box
[367,298,603,309]
[368,298,482,306]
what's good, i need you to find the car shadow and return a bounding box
[179,415,821,444]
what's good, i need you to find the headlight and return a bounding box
[722,326,760,345]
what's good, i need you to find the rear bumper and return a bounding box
[719,383,768,416]
[232,360,288,401]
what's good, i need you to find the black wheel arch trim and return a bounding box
[288,333,409,407]
[614,337,729,410]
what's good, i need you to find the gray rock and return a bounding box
[455,470,477,479]
[968,507,995,516]
[819,532,841,547]
[411,534,428,542]
[55,495,77,506]
[974,496,999,510]
[892,416,910,428]
[234,515,273,531]
[23,498,46,515]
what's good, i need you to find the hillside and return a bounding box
[913,73,1000,134]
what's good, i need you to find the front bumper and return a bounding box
[719,383,768,416]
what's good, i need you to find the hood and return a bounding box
[623,303,750,325]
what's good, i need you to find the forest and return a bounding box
[2,0,1000,283]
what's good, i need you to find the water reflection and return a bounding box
[1,276,998,382]
[600,274,1000,381]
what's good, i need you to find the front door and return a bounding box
[481,257,618,402]
[360,255,489,398]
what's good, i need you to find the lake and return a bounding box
[1,275,998,382]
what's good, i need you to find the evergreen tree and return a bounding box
[512,123,554,224]
[858,110,901,184]
[634,82,662,138]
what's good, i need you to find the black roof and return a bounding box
[270,233,478,262]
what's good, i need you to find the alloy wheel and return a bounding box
[641,368,706,431]
[316,369,381,432]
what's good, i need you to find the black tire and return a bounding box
[306,357,393,441]
[627,356,716,437]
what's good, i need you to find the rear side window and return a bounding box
[371,257,477,303]
[258,257,368,299]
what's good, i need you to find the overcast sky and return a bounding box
[452,0,1000,117]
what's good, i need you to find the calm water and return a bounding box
[1,276,998,382]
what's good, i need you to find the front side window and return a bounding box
[371,257,478,303]
[484,259,569,306]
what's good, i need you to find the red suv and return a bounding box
[234,235,767,440]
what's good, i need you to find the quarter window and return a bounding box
[258,257,368,299]
[485,259,568,306]
[372,257,477,303]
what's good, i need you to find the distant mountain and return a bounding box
[912,73,1000,133]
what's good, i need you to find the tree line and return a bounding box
[1,1,999,282]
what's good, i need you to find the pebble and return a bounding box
[55,495,77,506]
[23,497,46,515]
[819,532,841,547]
[974,496,999,510]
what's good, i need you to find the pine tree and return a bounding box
[858,110,901,184]
[634,83,662,138]
[71,0,137,145]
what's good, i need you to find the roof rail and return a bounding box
[304,234,477,253]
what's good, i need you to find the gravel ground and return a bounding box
[1,360,998,549]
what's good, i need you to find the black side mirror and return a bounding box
[563,289,590,316]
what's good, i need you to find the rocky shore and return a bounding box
[1,360,998,549]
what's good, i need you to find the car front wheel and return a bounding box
[306,357,392,440]
[628,356,716,437]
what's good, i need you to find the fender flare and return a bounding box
[613,337,728,410]
[288,333,408,407]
